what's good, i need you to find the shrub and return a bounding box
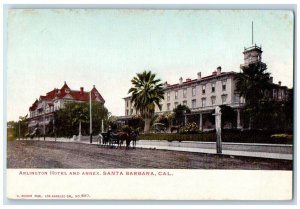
[179,122,200,134]
[154,114,169,127]
[139,130,293,144]
[271,133,291,138]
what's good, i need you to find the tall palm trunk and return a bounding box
[144,118,151,133]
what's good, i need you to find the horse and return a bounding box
[96,133,103,146]
[115,132,127,148]
[101,132,110,146]
[100,130,138,149]
[130,130,139,148]
[116,131,138,149]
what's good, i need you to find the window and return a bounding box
[167,92,170,101]
[202,85,206,94]
[175,91,178,100]
[183,89,187,98]
[174,102,178,107]
[192,87,196,96]
[273,89,277,99]
[192,99,196,108]
[159,104,163,110]
[211,83,215,93]
[201,98,206,107]
[167,103,171,111]
[211,96,216,106]
[278,89,282,100]
[221,95,227,104]
[126,100,129,107]
[183,100,187,106]
[234,94,240,103]
[222,79,227,91]
[126,110,129,116]
[130,109,133,115]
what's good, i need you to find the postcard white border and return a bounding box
[2,2,297,206]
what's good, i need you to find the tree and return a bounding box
[165,112,175,127]
[235,62,272,128]
[7,115,29,140]
[128,71,164,133]
[173,104,191,125]
[106,113,118,131]
[128,114,144,130]
[220,105,236,129]
[54,101,109,137]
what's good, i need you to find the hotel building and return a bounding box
[122,45,289,130]
[28,82,105,134]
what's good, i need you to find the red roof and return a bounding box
[29,99,38,111]
[29,82,105,111]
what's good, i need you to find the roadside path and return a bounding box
[8,140,292,169]
[18,137,293,160]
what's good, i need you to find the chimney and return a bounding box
[269,76,273,84]
[179,77,183,85]
[64,81,66,84]
[93,85,95,88]
[164,81,168,88]
[217,66,222,75]
[80,87,84,94]
[197,72,201,80]
[278,81,281,86]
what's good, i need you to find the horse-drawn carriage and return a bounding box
[98,130,138,149]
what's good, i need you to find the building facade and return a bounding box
[28,82,105,134]
[122,45,289,131]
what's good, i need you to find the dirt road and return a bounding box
[7,140,292,169]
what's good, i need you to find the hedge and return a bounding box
[139,130,293,144]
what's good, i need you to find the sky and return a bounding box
[6,9,294,121]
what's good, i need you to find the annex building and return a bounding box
[28,82,105,134]
[121,44,289,131]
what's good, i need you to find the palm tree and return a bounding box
[235,61,272,128]
[128,71,164,133]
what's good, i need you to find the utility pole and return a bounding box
[89,91,92,144]
[78,121,82,141]
[43,102,46,141]
[53,118,56,141]
[213,106,222,154]
[18,120,20,140]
